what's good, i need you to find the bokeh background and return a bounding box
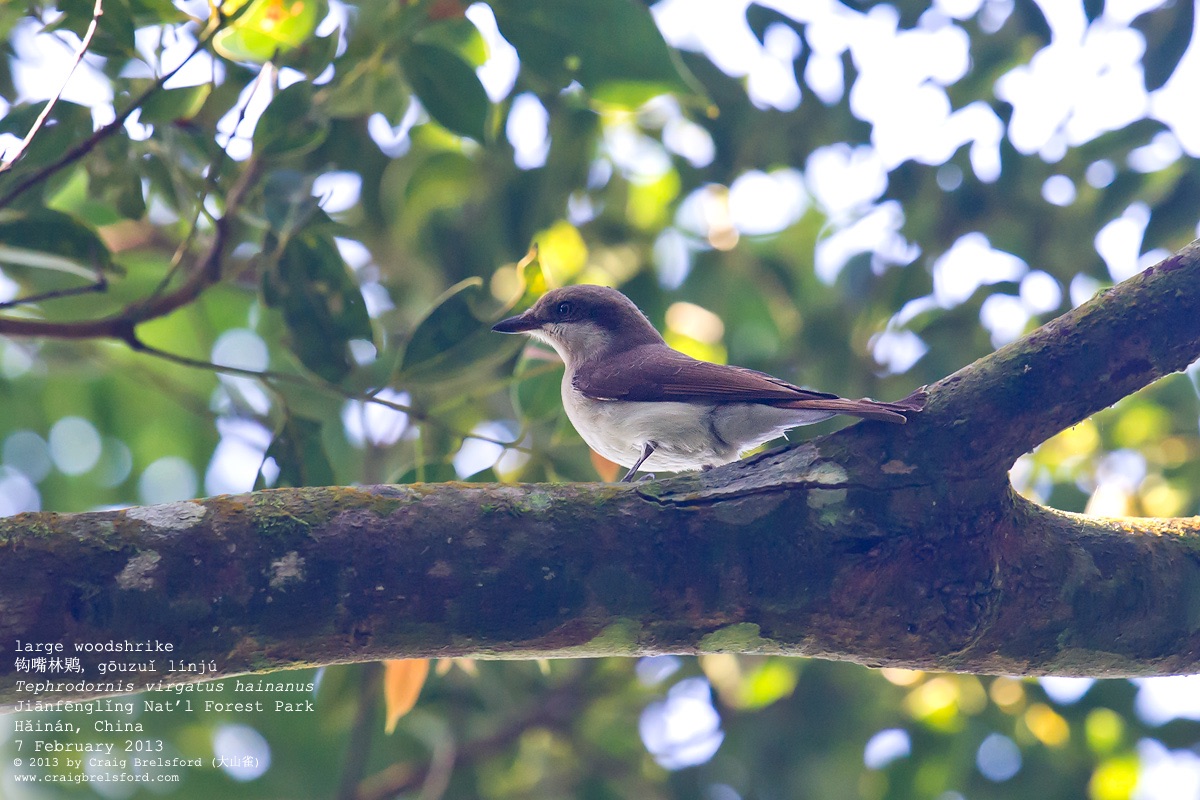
[2,0,1200,797]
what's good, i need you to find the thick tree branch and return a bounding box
[1,470,1198,711]
[892,241,1200,478]
[2,245,1199,710]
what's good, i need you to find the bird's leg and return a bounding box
[621,442,656,482]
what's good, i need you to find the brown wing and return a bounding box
[574,344,926,423]
[573,344,830,402]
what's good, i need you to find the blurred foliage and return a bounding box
[2,0,1200,797]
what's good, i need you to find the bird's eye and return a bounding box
[556,301,573,317]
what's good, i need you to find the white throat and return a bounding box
[530,322,615,368]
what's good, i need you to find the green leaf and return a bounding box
[512,348,563,422]
[46,168,123,228]
[262,169,323,236]
[269,377,347,423]
[139,85,213,125]
[83,137,146,221]
[112,171,147,220]
[253,82,329,158]
[542,104,601,197]
[1008,0,1053,44]
[401,278,491,370]
[516,243,549,307]
[191,63,260,130]
[0,102,94,183]
[414,18,490,67]
[399,278,520,384]
[1134,0,1195,92]
[262,416,336,488]
[490,0,699,107]
[277,30,341,78]
[394,462,459,484]
[394,458,502,484]
[1144,171,1200,249]
[739,660,800,710]
[0,208,113,280]
[745,4,805,49]
[400,42,490,140]
[261,231,372,383]
[464,467,501,482]
[322,61,410,123]
[392,150,478,235]
[127,0,190,25]
[54,0,136,58]
[213,0,324,64]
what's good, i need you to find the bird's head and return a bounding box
[492,285,663,366]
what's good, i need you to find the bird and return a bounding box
[492,285,926,482]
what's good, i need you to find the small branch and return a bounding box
[0,270,107,310]
[0,157,261,341]
[129,338,533,453]
[0,314,126,340]
[0,0,104,175]
[128,155,262,319]
[0,22,217,211]
[415,733,456,800]
[138,212,206,312]
[355,674,585,800]
[0,71,264,330]
[138,67,269,310]
[336,664,383,800]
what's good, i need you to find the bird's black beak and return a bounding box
[492,310,541,334]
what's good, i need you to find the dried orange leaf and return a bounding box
[382,658,430,734]
[590,449,621,483]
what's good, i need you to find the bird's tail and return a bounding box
[775,386,929,424]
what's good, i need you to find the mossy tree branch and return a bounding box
[2,244,1199,711]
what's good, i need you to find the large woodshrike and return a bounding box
[493,285,926,481]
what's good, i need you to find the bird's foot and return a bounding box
[620,442,658,482]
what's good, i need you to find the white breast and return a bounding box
[558,369,727,470]
[560,367,838,472]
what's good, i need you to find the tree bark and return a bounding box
[2,242,1200,710]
